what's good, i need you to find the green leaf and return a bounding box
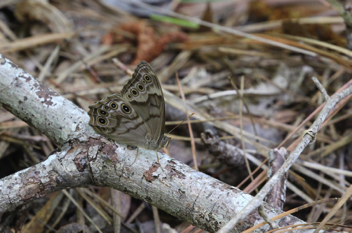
[151,14,199,29]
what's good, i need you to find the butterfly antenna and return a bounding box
[167,113,195,135]
[112,58,134,76]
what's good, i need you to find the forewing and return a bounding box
[121,61,165,141]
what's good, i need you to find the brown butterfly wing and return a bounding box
[120,61,165,145]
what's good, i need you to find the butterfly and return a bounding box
[88,61,170,164]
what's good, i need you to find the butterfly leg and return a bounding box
[155,151,165,172]
[130,147,139,166]
[155,151,160,164]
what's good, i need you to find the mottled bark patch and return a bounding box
[18,168,59,202]
[35,83,59,106]
[165,161,186,179]
[100,142,119,165]
[143,162,160,182]
[73,151,88,172]
[19,182,42,201]
[20,167,40,183]
[18,73,31,82]
[73,138,101,171]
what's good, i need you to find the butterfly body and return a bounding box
[88,61,170,151]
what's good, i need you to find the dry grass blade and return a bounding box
[176,73,198,170]
[76,188,112,224]
[56,45,129,83]
[256,33,352,71]
[243,198,338,233]
[235,16,343,33]
[61,190,102,233]
[0,32,75,53]
[314,185,352,232]
[278,33,352,57]
[21,192,64,233]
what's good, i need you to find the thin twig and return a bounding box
[218,83,352,233]
[312,77,330,101]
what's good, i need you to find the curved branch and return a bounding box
[0,56,94,144]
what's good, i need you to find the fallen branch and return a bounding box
[0,55,321,232]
